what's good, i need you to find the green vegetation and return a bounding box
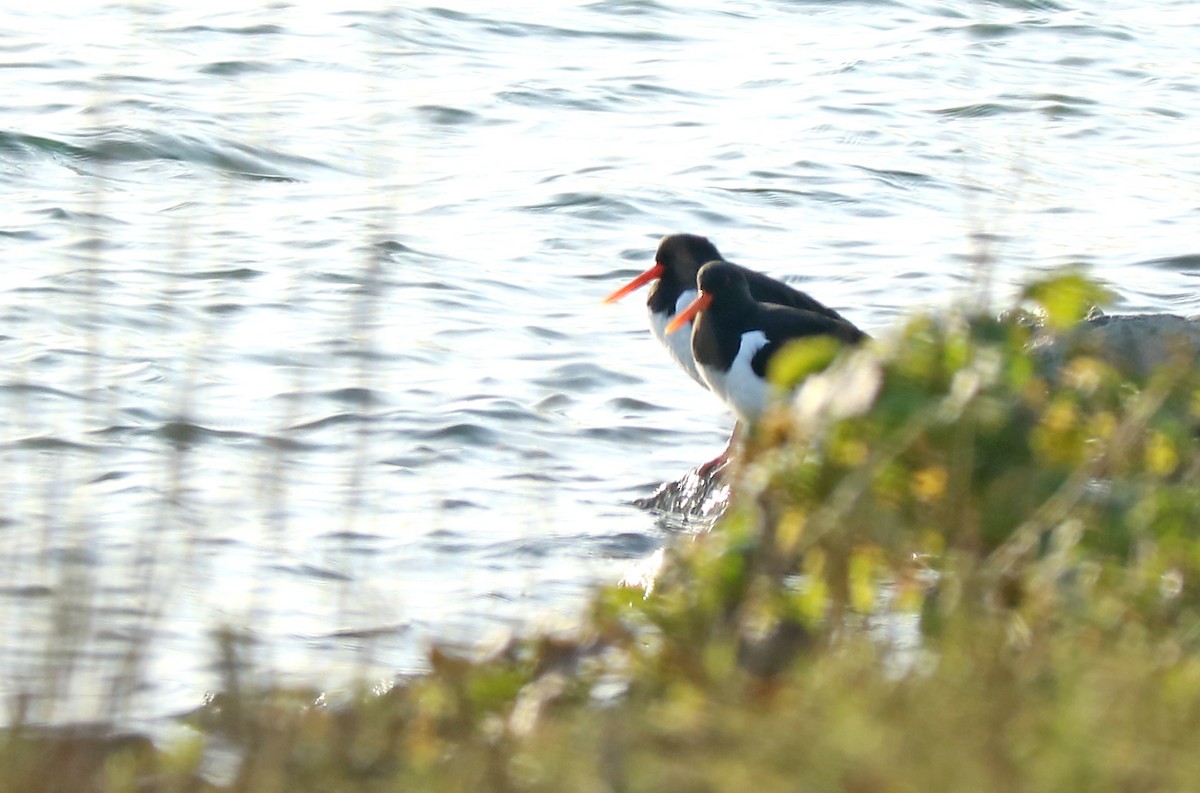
[10,271,1200,792]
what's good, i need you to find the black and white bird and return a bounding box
[605,234,852,388]
[666,261,867,423]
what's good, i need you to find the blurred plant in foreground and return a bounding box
[9,269,1200,792]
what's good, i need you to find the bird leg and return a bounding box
[697,421,742,479]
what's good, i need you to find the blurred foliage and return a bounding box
[9,270,1200,792]
[1021,268,1117,331]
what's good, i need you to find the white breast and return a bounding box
[648,289,707,388]
[698,330,775,423]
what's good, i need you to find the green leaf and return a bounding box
[768,336,844,389]
[1021,269,1116,331]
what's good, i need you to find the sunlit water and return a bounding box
[1,0,1197,729]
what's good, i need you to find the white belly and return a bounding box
[648,289,707,388]
[699,330,775,423]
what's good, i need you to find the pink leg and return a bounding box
[697,421,741,478]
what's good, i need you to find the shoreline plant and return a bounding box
[9,270,1200,792]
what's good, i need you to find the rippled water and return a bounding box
[2,0,1197,728]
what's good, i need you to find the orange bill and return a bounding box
[665,292,712,334]
[603,263,664,304]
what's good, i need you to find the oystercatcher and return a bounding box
[604,234,852,387]
[666,261,867,423]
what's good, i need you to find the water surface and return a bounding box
[1,0,1197,728]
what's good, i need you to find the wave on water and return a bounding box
[413,104,492,128]
[522,192,644,221]
[424,6,683,44]
[197,60,277,77]
[0,127,332,181]
[161,23,286,37]
[1141,254,1200,271]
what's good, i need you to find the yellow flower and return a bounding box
[912,466,948,504]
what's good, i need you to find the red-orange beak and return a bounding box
[665,292,712,335]
[603,263,664,304]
